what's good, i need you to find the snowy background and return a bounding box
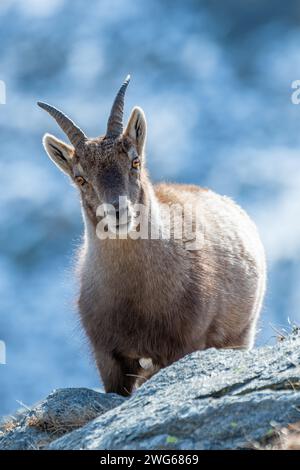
[1,0,300,416]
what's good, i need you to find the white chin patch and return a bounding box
[139,358,153,370]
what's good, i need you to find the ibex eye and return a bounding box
[132,158,140,169]
[75,176,86,186]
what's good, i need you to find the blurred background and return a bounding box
[1,0,300,417]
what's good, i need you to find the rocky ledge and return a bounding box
[1,334,300,450]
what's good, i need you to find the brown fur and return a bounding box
[41,93,266,397]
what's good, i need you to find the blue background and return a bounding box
[1,0,300,416]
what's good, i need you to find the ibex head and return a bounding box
[38,76,147,231]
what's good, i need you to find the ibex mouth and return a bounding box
[116,218,133,234]
[105,215,134,236]
[96,202,135,237]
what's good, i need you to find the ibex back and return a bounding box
[38,76,266,396]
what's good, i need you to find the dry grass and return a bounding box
[268,422,300,450]
[268,320,300,344]
[25,403,102,438]
[250,421,300,450]
[0,418,19,434]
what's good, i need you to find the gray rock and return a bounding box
[0,388,125,450]
[2,334,300,450]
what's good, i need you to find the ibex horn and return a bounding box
[106,75,130,138]
[37,101,87,148]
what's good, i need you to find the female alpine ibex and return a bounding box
[38,76,266,396]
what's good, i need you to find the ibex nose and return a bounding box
[111,198,121,211]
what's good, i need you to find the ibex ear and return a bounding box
[124,107,147,156]
[42,133,74,175]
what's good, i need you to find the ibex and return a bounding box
[38,76,266,396]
